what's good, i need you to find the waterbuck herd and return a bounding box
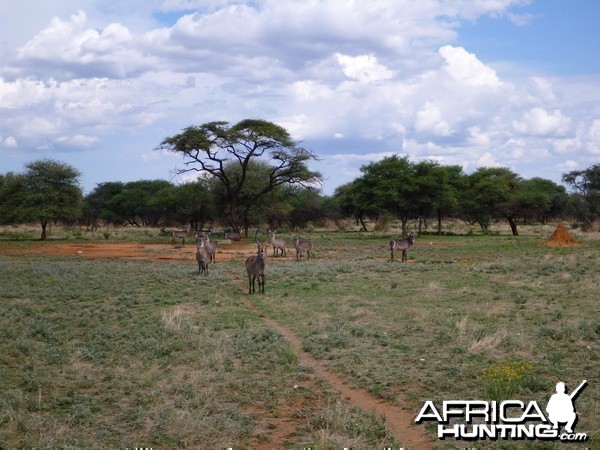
[168,226,415,294]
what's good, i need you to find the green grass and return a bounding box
[0,225,598,448]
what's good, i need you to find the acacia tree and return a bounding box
[562,164,600,226]
[158,119,321,234]
[357,155,416,236]
[5,159,83,240]
[333,181,379,231]
[462,167,523,235]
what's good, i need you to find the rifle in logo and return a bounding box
[546,380,586,434]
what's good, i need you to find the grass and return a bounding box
[0,223,598,448]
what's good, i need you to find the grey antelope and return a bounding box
[195,234,210,276]
[196,228,217,263]
[267,229,286,257]
[390,232,415,262]
[245,230,267,294]
[293,234,313,262]
[172,224,191,246]
[224,230,242,241]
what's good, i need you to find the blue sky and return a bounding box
[1,0,598,195]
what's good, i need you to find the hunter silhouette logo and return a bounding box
[546,380,586,434]
[416,380,589,442]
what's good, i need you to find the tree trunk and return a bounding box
[358,212,368,232]
[507,216,519,236]
[400,216,408,237]
[40,221,47,240]
[437,208,443,235]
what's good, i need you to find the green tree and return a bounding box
[158,119,321,235]
[0,172,25,225]
[166,181,215,230]
[333,181,378,231]
[5,159,83,240]
[83,181,125,227]
[562,164,600,226]
[106,180,172,226]
[287,186,323,230]
[462,167,522,235]
[517,177,567,223]
[356,155,416,236]
[412,161,465,235]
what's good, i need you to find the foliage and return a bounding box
[481,360,535,401]
[157,119,321,233]
[562,163,600,226]
[0,159,83,239]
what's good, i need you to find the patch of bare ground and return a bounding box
[238,284,434,449]
[0,241,300,262]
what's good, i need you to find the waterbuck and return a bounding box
[224,230,242,241]
[390,232,415,262]
[267,229,286,257]
[293,234,313,262]
[245,230,266,294]
[171,224,191,246]
[196,234,210,276]
[196,228,217,263]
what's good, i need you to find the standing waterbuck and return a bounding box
[171,224,191,246]
[293,234,313,262]
[196,228,217,263]
[390,232,415,262]
[196,234,210,276]
[267,229,286,257]
[245,230,267,294]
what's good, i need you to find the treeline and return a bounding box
[0,157,598,240]
[336,156,599,236]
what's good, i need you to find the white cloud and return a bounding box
[0,1,598,194]
[415,102,452,136]
[555,160,579,171]
[513,108,571,137]
[477,152,501,167]
[439,45,503,88]
[3,136,18,148]
[56,134,98,148]
[335,53,394,83]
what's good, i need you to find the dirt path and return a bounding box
[238,285,434,449]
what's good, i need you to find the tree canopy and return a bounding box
[0,159,83,239]
[157,119,321,234]
[562,164,600,226]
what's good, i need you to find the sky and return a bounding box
[1,0,599,195]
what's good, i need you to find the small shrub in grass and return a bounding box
[481,359,534,401]
[303,399,398,448]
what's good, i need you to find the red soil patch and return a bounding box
[0,241,299,262]
[538,223,584,247]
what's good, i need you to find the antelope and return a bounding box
[196,234,210,276]
[245,230,266,294]
[172,224,191,246]
[224,230,242,241]
[293,234,313,262]
[267,229,286,257]
[390,232,415,262]
[196,228,217,263]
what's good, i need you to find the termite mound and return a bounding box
[538,223,584,247]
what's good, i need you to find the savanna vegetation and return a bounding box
[0,225,598,448]
[1,119,598,447]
